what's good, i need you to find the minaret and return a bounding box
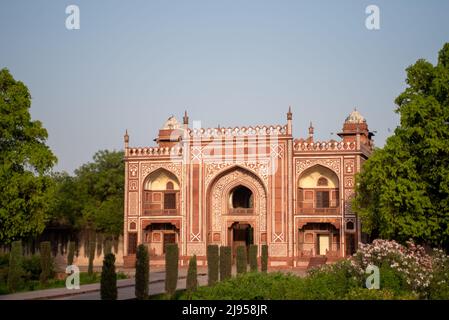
[124,129,129,148]
[308,122,314,143]
[183,110,189,127]
[287,106,292,135]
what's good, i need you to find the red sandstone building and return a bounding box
[122,108,374,267]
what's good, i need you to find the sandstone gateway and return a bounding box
[122,108,374,268]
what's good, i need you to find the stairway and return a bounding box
[307,256,327,270]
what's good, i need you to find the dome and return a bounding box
[345,109,366,123]
[162,115,181,129]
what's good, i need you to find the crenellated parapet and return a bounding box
[126,146,183,157]
[294,140,357,152]
[188,125,288,138]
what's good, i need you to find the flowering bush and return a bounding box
[350,239,449,299]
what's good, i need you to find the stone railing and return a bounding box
[188,125,288,138]
[294,140,357,152]
[127,146,183,157]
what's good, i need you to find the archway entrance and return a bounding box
[229,222,253,260]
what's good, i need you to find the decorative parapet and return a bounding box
[294,140,357,152]
[126,146,183,157]
[188,125,288,138]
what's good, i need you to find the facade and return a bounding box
[122,108,374,267]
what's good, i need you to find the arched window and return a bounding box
[166,181,174,190]
[230,185,253,208]
[317,177,328,186]
[346,221,354,230]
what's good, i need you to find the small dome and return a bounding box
[162,115,181,129]
[345,109,366,123]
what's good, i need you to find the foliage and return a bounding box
[135,244,149,300]
[67,241,75,266]
[22,254,42,281]
[261,245,268,272]
[88,241,96,276]
[100,253,117,300]
[219,246,232,281]
[0,68,57,243]
[7,241,23,292]
[165,243,179,297]
[249,245,258,272]
[207,245,219,286]
[39,241,53,285]
[354,43,449,248]
[429,249,449,299]
[47,150,125,236]
[186,255,198,298]
[236,246,247,274]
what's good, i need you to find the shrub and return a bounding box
[249,245,258,272]
[22,254,42,281]
[135,244,149,300]
[39,241,53,285]
[236,246,247,274]
[261,245,268,272]
[220,246,232,281]
[7,241,23,293]
[186,255,198,297]
[67,241,75,266]
[88,241,96,276]
[100,253,117,300]
[165,243,179,297]
[428,248,449,299]
[207,245,219,286]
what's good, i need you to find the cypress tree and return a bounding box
[39,241,52,285]
[88,240,95,276]
[207,245,219,286]
[186,255,198,297]
[7,240,23,292]
[261,244,268,273]
[219,246,232,281]
[135,244,149,300]
[67,241,75,266]
[100,253,117,300]
[236,246,247,274]
[165,243,179,297]
[249,244,258,272]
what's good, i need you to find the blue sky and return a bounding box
[1,0,448,173]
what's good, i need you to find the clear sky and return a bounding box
[1,0,448,173]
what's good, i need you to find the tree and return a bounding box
[249,245,258,272]
[7,240,23,292]
[87,240,95,276]
[165,244,179,297]
[354,43,449,249]
[261,245,268,272]
[74,150,124,236]
[236,246,247,274]
[135,244,149,300]
[39,241,52,285]
[219,246,232,281]
[186,255,198,297]
[67,241,75,266]
[0,68,57,243]
[207,245,219,286]
[100,253,117,300]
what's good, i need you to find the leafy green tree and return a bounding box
[249,245,258,272]
[219,246,232,281]
[236,246,247,274]
[186,255,198,297]
[39,241,52,285]
[207,245,219,286]
[0,69,57,243]
[67,241,75,266]
[354,43,449,248]
[165,244,179,297]
[74,150,124,235]
[261,245,268,273]
[7,240,23,292]
[135,244,149,300]
[100,253,117,300]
